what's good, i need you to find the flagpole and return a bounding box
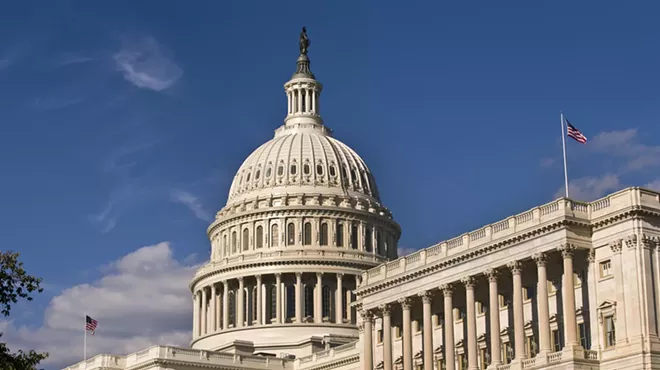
[84,312,87,369]
[560,111,569,198]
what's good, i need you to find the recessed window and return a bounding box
[329,165,336,177]
[266,166,272,178]
[290,165,297,175]
[303,164,310,175]
[351,169,358,184]
[255,170,260,180]
[316,164,324,175]
[600,259,612,278]
[277,165,284,176]
[604,315,616,347]
[246,173,251,182]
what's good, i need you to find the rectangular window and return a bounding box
[377,329,383,344]
[578,322,588,349]
[547,280,556,294]
[574,272,582,287]
[605,315,616,347]
[552,329,561,352]
[436,360,446,370]
[600,260,612,278]
[526,336,536,357]
[498,295,508,308]
[524,286,534,301]
[479,348,488,369]
[457,354,467,370]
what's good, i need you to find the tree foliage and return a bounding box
[0,251,48,370]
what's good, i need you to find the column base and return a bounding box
[533,351,550,366]
[486,362,501,370]
[561,344,584,360]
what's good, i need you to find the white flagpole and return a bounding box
[560,111,569,198]
[84,312,87,368]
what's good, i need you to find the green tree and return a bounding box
[0,251,48,370]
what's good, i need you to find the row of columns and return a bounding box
[361,245,581,370]
[287,87,318,115]
[193,272,357,338]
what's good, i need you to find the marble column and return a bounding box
[315,273,323,323]
[210,284,217,333]
[276,273,283,324]
[256,275,262,325]
[508,261,526,360]
[462,277,479,370]
[346,288,353,323]
[485,269,501,367]
[559,244,579,347]
[237,277,245,328]
[297,89,302,113]
[400,297,413,370]
[295,273,303,323]
[201,287,208,335]
[381,304,393,370]
[336,274,344,324]
[533,252,551,354]
[222,281,229,330]
[362,311,374,370]
[420,291,434,370]
[193,291,200,338]
[441,284,455,370]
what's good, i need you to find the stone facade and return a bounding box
[62,34,660,370]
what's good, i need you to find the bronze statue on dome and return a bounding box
[299,27,310,55]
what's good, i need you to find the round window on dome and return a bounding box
[290,165,297,175]
[316,164,324,175]
[303,164,310,175]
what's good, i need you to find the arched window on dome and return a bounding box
[320,223,328,246]
[277,164,284,177]
[223,234,228,256]
[350,224,358,250]
[329,165,336,177]
[316,164,323,176]
[336,221,344,247]
[303,163,310,175]
[377,230,384,255]
[231,231,237,253]
[304,284,314,318]
[255,169,260,181]
[365,227,373,253]
[242,229,249,251]
[341,166,348,180]
[271,224,279,247]
[290,164,297,176]
[228,291,236,327]
[286,285,295,319]
[322,285,332,319]
[303,222,312,246]
[301,89,306,112]
[351,169,358,186]
[266,164,272,178]
[287,223,296,246]
[256,226,264,249]
[269,285,277,322]
[246,173,251,182]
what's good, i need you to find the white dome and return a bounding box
[227,126,381,206]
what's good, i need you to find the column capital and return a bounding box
[586,249,596,264]
[237,276,244,284]
[507,260,523,274]
[610,239,623,254]
[360,309,374,322]
[532,252,548,266]
[418,290,433,304]
[295,272,303,278]
[255,274,262,281]
[380,303,392,316]
[316,272,323,279]
[625,234,638,249]
[461,276,476,289]
[484,268,499,282]
[558,243,576,258]
[222,280,229,287]
[642,234,657,249]
[275,272,282,279]
[398,297,413,309]
[337,272,344,279]
[211,283,217,292]
[439,283,453,296]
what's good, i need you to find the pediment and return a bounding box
[598,300,616,310]
[434,346,444,354]
[414,351,423,359]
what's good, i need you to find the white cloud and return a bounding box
[170,189,213,223]
[539,157,555,168]
[113,37,182,91]
[397,246,419,257]
[644,179,660,192]
[590,128,660,172]
[554,173,621,201]
[1,242,198,369]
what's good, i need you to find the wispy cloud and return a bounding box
[539,157,555,168]
[113,37,182,91]
[53,52,95,68]
[554,173,622,201]
[170,189,212,223]
[645,179,660,192]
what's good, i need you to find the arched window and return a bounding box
[231,231,237,253]
[377,230,384,255]
[228,291,236,327]
[304,285,314,318]
[329,165,336,177]
[320,223,328,246]
[365,227,373,253]
[317,164,324,175]
[303,222,312,245]
[287,223,296,246]
[266,165,272,178]
[277,164,284,176]
[269,285,277,322]
[242,228,249,251]
[303,164,310,175]
[336,222,344,247]
[322,285,332,319]
[223,235,228,256]
[271,224,279,247]
[256,226,264,249]
[255,170,260,180]
[246,173,251,182]
[290,164,297,175]
[286,285,295,319]
[351,224,359,250]
[351,169,358,185]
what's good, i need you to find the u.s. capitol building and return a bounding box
[65,31,660,370]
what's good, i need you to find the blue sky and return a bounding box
[2,1,659,368]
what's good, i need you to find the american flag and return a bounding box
[86,315,98,335]
[566,119,587,144]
